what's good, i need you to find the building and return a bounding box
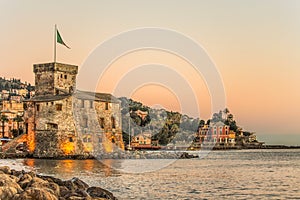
[23,62,124,157]
[131,132,152,146]
[130,132,160,150]
[196,121,235,147]
[0,100,24,139]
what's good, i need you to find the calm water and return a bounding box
[1,149,300,199]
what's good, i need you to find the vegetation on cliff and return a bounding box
[119,97,247,146]
[0,77,34,92]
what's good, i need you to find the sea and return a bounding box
[1,149,300,200]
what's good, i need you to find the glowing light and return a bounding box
[60,141,75,155]
[103,133,113,153]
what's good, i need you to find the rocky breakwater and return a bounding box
[0,166,117,200]
[95,151,199,159]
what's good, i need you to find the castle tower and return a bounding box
[24,62,124,157]
[33,62,78,96]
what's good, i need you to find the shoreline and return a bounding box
[0,145,299,160]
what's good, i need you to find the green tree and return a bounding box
[198,120,205,128]
[223,108,230,120]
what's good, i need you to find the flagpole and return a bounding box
[54,24,57,63]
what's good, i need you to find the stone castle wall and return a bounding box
[23,62,124,158]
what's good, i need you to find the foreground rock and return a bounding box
[0,166,117,200]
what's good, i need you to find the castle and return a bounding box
[24,62,124,157]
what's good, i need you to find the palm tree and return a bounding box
[0,114,9,138]
[13,115,24,136]
[223,108,230,120]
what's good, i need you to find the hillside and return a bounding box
[0,77,34,91]
[0,77,34,100]
[119,97,200,145]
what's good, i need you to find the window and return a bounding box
[51,102,54,105]
[46,123,58,130]
[81,100,84,108]
[60,74,63,78]
[105,102,109,110]
[64,75,67,79]
[111,116,116,129]
[36,104,40,111]
[56,104,62,111]
[69,137,73,142]
[90,101,93,108]
[100,118,105,129]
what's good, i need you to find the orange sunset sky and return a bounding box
[0,0,299,145]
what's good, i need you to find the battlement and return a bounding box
[33,62,78,74]
[34,62,78,96]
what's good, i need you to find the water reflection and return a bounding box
[22,159,120,179]
[11,149,300,199]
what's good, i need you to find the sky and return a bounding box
[0,0,300,145]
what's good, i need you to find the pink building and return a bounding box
[197,121,233,146]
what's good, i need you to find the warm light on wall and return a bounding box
[60,140,75,155]
[103,134,113,153]
[27,129,35,153]
[83,143,93,153]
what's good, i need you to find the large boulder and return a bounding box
[13,187,58,200]
[18,173,33,189]
[87,187,117,200]
[0,166,11,174]
[0,173,23,200]
[29,177,60,197]
[0,166,118,200]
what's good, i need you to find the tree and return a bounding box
[0,114,9,138]
[223,108,230,120]
[199,120,205,128]
[13,115,24,136]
